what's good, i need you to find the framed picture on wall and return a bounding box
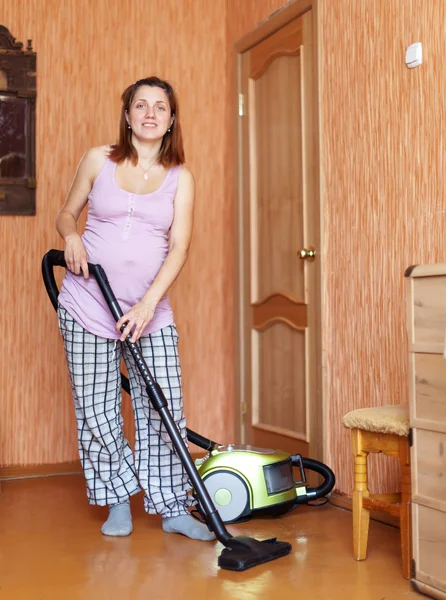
[0,25,36,215]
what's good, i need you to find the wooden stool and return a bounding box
[342,405,411,579]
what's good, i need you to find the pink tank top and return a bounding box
[58,157,181,339]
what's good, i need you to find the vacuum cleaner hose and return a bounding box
[293,456,335,502]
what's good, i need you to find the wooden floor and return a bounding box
[0,476,420,600]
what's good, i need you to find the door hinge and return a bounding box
[409,427,413,447]
[241,401,247,416]
[238,93,245,117]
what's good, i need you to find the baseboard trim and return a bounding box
[0,461,83,480]
[330,491,400,529]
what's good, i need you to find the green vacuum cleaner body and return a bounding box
[194,444,310,523]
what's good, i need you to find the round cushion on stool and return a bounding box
[342,405,409,437]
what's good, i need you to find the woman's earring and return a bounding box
[127,124,131,129]
[167,127,171,133]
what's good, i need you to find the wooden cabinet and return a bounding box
[406,263,446,600]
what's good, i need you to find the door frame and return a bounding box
[233,0,325,461]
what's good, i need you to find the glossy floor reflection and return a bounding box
[0,476,419,600]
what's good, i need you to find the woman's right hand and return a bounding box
[64,234,89,279]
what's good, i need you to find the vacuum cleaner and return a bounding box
[42,249,335,570]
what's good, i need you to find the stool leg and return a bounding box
[400,438,412,579]
[352,429,370,560]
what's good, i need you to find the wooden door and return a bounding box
[236,10,322,459]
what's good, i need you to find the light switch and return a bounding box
[405,42,422,68]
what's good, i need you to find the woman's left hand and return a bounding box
[116,301,156,343]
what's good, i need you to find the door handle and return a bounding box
[297,247,316,262]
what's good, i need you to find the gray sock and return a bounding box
[162,514,216,541]
[101,500,133,537]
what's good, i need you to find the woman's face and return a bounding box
[126,85,173,141]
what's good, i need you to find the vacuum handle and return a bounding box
[42,249,123,321]
[290,454,306,486]
[44,248,68,268]
[42,249,67,310]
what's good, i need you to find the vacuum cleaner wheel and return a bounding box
[203,471,250,523]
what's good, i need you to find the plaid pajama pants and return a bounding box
[57,304,195,517]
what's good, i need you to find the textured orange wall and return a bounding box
[321,0,446,493]
[0,0,230,465]
[226,0,288,42]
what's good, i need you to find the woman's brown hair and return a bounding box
[109,76,185,168]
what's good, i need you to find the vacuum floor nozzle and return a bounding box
[218,535,292,571]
